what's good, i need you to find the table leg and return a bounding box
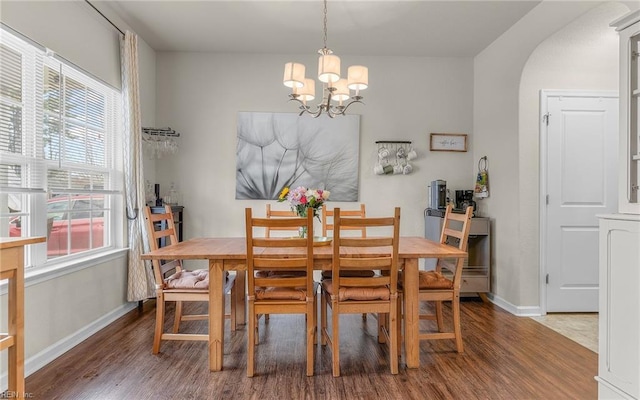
[209,259,224,371]
[403,258,420,368]
[235,270,246,325]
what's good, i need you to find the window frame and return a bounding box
[0,25,124,270]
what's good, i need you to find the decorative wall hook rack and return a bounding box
[142,127,180,158]
[374,140,417,175]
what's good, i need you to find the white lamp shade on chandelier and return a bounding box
[318,53,340,83]
[298,78,316,102]
[283,62,305,88]
[282,0,368,118]
[347,65,368,91]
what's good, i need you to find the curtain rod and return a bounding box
[85,0,125,36]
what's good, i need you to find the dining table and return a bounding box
[141,236,467,371]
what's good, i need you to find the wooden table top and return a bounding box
[141,236,467,260]
[0,236,46,250]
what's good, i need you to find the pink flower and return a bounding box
[276,185,330,220]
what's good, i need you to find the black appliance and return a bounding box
[455,189,476,216]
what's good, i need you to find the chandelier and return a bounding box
[283,0,368,118]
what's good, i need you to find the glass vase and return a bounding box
[298,226,308,238]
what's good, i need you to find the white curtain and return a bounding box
[122,31,155,302]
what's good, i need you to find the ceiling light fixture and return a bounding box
[283,0,368,118]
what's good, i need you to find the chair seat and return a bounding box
[322,280,390,301]
[255,282,320,301]
[165,269,208,289]
[255,270,306,278]
[320,270,376,279]
[417,271,453,289]
[165,270,234,291]
[398,270,453,290]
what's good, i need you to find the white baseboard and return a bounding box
[1,302,137,391]
[486,293,542,316]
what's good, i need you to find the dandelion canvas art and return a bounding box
[235,112,360,201]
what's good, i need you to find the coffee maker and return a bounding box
[429,180,447,210]
[455,189,476,216]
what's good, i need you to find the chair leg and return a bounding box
[397,293,403,359]
[362,313,367,320]
[247,301,256,377]
[452,294,464,353]
[230,284,237,332]
[331,298,340,377]
[378,313,387,344]
[435,300,444,332]
[320,290,328,346]
[153,295,165,354]
[172,300,182,334]
[389,298,399,374]
[306,299,315,376]
[313,294,318,345]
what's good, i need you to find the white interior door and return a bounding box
[542,91,618,312]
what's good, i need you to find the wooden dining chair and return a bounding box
[320,207,401,377]
[245,208,317,377]
[143,205,237,354]
[321,204,373,320]
[399,204,473,353]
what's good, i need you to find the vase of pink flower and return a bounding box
[278,186,330,238]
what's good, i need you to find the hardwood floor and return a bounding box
[26,299,596,399]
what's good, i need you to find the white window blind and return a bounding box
[0,31,44,193]
[0,25,122,264]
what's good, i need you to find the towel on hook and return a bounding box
[475,157,489,198]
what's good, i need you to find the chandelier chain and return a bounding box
[322,0,328,50]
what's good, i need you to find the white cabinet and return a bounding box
[599,11,640,399]
[597,214,640,399]
[611,11,640,214]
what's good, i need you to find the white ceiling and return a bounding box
[97,0,544,57]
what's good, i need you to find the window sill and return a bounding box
[0,248,129,295]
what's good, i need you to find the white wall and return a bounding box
[153,52,474,269]
[474,1,630,310]
[1,0,122,89]
[138,37,158,185]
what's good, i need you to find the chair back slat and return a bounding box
[322,204,367,237]
[254,257,309,269]
[340,237,393,247]
[340,276,390,287]
[254,277,307,288]
[152,227,177,242]
[253,237,308,248]
[340,257,392,269]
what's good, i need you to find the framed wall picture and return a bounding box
[236,112,360,201]
[430,133,467,152]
